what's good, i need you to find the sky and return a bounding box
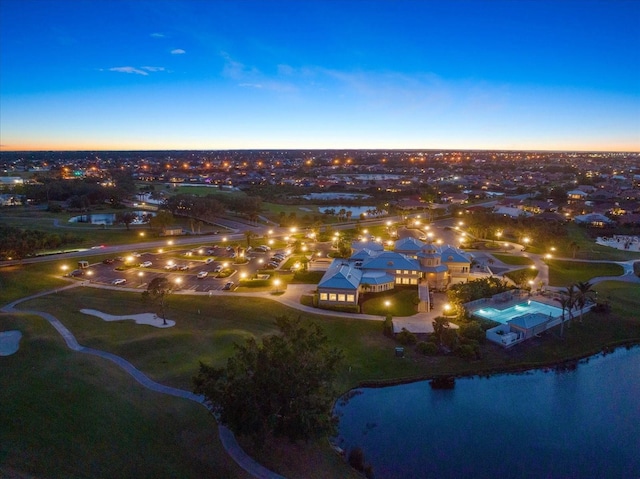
[1,0,639,152]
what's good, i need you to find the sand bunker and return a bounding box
[80,309,175,328]
[0,330,22,356]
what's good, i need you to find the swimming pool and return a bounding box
[473,300,563,324]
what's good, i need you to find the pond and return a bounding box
[320,206,387,217]
[68,211,154,225]
[334,347,640,478]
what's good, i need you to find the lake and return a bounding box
[334,347,640,478]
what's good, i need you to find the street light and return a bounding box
[273,278,281,293]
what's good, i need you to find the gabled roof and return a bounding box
[351,241,384,252]
[350,248,379,260]
[394,237,425,252]
[440,245,471,264]
[509,313,552,329]
[360,251,419,271]
[318,261,362,290]
[361,271,396,285]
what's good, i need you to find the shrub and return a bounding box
[396,328,417,345]
[382,315,393,337]
[417,341,438,356]
[457,344,476,360]
[459,321,485,343]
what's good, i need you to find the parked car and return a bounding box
[179,264,190,271]
[197,271,208,279]
[164,264,178,270]
[111,278,126,285]
[67,269,84,277]
[268,262,280,269]
[222,281,234,290]
[205,258,214,264]
[260,245,271,251]
[214,265,223,273]
[140,261,152,267]
[102,258,115,264]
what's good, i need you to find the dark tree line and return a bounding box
[22,169,136,208]
[164,193,263,223]
[0,225,83,260]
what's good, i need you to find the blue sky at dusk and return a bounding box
[1,0,639,151]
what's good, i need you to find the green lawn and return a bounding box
[361,288,418,317]
[0,314,249,479]
[491,253,534,266]
[3,261,640,479]
[526,223,640,261]
[546,259,624,287]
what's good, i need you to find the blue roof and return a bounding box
[509,313,552,329]
[394,237,424,252]
[360,251,419,271]
[440,245,471,263]
[361,271,395,285]
[318,261,362,290]
[350,248,379,260]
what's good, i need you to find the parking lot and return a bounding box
[70,244,287,293]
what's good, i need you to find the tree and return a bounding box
[555,295,570,338]
[193,316,343,446]
[574,281,595,323]
[244,230,256,247]
[116,211,137,230]
[144,277,171,325]
[432,316,450,347]
[148,210,174,232]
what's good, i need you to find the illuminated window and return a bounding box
[320,293,328,301]
[347,294,355,302]
[329,294,337,301]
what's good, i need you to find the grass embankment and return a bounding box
[526,223,640,261]
[0,263,69,302]
[0,207,228,251]
[546,259,624,287]
[0,314,249,479]
[361,288,418,316]
[491,253,534,266]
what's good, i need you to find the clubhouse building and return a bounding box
[317,237,472,312]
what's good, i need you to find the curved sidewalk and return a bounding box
[1,291,286,479]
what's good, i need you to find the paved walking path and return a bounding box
[1,287,286,479]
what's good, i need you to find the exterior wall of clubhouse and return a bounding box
[317,237,472,309]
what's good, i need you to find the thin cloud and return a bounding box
[171,49,186,55]
[141,66,165,72]
[108,66,148,76]
[150,33,165,38]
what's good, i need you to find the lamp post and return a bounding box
[273,278,281,294]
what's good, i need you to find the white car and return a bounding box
[214,265,223,273]
[111,278,127,285]
[205,258,214,264]
[197,271,208,279]
[140,261,152,268]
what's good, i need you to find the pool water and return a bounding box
[474,300,563,324]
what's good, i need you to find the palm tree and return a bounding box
[561,284,578,329]
[145,277,171,325]
[575,281,595,323]
[554,295,570,338]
